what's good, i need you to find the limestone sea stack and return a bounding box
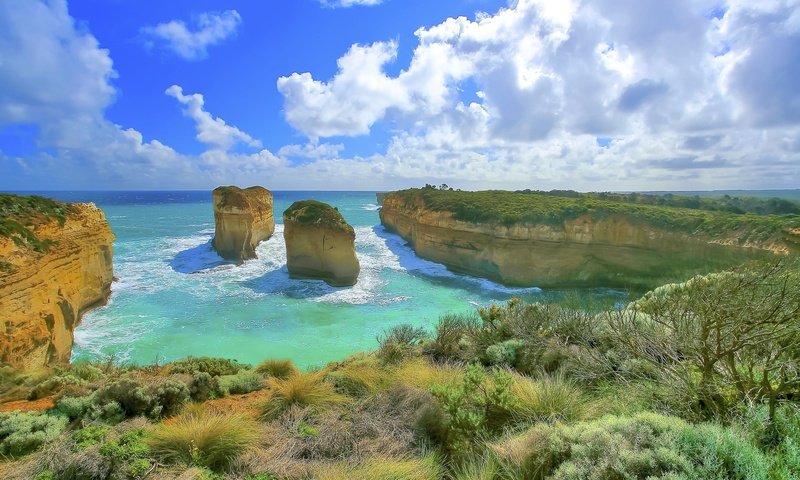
[212,186,275,262]
[283,200,359,287]
[0,195,114,368]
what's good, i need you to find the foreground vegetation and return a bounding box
[1,260,798,479]
[393,188,800,243]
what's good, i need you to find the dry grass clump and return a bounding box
[508,372,587,424]
[261,372,347,420]
[148,408,258,472]
[326,356,391,397]
[313,455,443,480]
[390,358,464,391]
[254,359,300,379]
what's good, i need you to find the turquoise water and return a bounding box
[29,191,624,368]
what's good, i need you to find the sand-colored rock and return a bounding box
[379,193,788,288]
[212,186,275,262]
[0,203,114,368]
[283,200,359,287]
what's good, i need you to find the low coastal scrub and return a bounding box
[0,194,73,254]
[0,259,798,479]
[388,187,800,243]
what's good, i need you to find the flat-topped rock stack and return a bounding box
[212,186,275,262]
[283,200,360,287]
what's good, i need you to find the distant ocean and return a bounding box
[17,191,629,367]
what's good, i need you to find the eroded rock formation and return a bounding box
[379,192,794,288]
[212,186,275,262]
[283,200,359,287]
[0,201,114,368]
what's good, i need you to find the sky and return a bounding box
[0,0,799,191]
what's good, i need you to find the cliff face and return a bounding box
[379,194,788,288]
[212,186,275,262]
[0,203,114,368]
[283,201,359,287]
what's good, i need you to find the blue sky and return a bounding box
[0,0,799,190]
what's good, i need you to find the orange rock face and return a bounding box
[379,194,786,288]
[212,186,275,262]
[0,203,114,368]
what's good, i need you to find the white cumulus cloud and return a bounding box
[142,10,241,60]
[165,85,261,151]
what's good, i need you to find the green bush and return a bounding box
[485,340,525,366]
[168,357,247,376]
[254,359,299,379]
[427,313,480,361]
[0,411,68,457]
[72,424,109,449]
[507,373,587,424]
[426,364,516,460]
[52,394,94,421]
[190,371,222,401]
[218,371,265,395]
[493,412,771,479]
[92,377,189,420]
[377,324,428,364]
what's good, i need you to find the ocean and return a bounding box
[24,191,624,368]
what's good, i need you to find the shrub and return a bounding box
[508,373,587,424]
[99,427,152,474]
[492,412,771,480]
[377,324,428,364]
[426,364,516,460]
[427,313,480,360]
[261,372,347,420]
[485,340,525,366]
[219,371,265,395]
[52,394,94,421]
[168,357,247,376]
[72,424,109,449]
[92,377,190,420]
[190,372,222,401]
[149,409,258,472]
[0,412,68,457]
[254,359,299,379]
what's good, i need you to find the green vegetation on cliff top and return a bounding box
[283,199,352,230]
[388,188,800,242]
[0,194,73,254]
[213,185,271,209]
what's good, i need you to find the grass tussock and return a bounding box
[508,372,588,424]
[314,455,443,480]
[390,358,463,391]
[261,372,347,420]
[148,408,258,472]
[254,359,300,379]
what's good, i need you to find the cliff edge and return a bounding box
[212,186,275,262]
[379,189,799,288]
[0,195,114,368]
[284,200,359,287]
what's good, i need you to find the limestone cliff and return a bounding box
[379,191,797,288]
[284,200,359,287]
[0,198,114,368]
[212,186,275,262]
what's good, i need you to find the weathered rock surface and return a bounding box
[379,193,792,288]
[284,200,359,287]
[0,203,114,368]
[212,186,275,262]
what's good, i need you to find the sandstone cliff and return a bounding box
[0,198,114,368]
[284,200,359,287]
[379,191,797,288]
[213,186,275,262]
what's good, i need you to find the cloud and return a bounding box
[318,0,384,8]
[165,85,261,151]
[2,0,800,192]
[141,10,241,60]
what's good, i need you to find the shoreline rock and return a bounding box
[0,201,114,368]
[379,191,788,289]
[212,186,275,262]
[283,200,359,287]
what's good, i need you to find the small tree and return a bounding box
[609,261,800,422]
